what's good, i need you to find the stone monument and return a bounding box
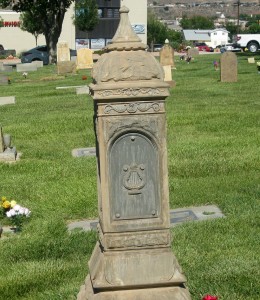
[160,39,175,68]
[220,52,238,82]
[77,6,191,300]
[76,48,94,70]
[57,41,70,62]
[0,127,17,162]
[160,40,176,86]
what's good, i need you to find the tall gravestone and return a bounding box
[57,41,70,62]
[220,52,237,82]
[77,7,191,300]
[160,39,175,68]
[76,48,94,70]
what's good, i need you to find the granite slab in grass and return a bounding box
[67,205,225,232]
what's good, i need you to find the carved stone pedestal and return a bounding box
[77,6,191,300]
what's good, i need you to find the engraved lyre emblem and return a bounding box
[123,163,146,195]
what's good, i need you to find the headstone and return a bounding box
[77,7,191,300]
[220,52,237,82]
[57,41,70,63]
[2,65,13,72]
[248,57,255,64]
[0,96,15,106]
[16,63,37,72]
[160,40,175,68]
[163,65,172,81]
[0,128,17,162]
[31,60,43,68]
[0,74,9,85]
[187,47,199,57]
[57,61,76,75]
[71,147,96,157]
[76,48,94,69]
[76,86,90,95]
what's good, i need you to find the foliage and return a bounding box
[225,22,238,41]
[180,15,214,29]
[147,11,183,49]
[0,0,74,63]
[73,0,99,32]
[20,11,44,46]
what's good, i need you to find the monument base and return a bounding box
[0,148,17,162]
[78,275,191,300]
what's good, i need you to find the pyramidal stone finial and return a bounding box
[105,6,147,51]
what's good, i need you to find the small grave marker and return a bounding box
[0,96,15,106]
[16,63,37,72]
[220,52,237,82]
[248,57,255,64]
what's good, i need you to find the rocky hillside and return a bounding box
[148,0,260,18]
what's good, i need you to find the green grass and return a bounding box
[0,53,259,299]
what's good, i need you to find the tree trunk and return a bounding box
[43,7,66,64]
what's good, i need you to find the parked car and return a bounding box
[218,44,242,53]
[194,42,213,52]
[21,45,77,65]
[153,44,163,52]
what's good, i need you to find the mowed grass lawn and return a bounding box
[0,52,259,300]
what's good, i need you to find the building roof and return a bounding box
[183,28,229,41]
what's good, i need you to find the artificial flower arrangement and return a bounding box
[1,196,31,232]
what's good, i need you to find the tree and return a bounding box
[180,15,214,30]
[20,11,44,46]
[0,0,75,63]
[147,12,183,50]
[147,11,168,48]
[73,0,99,34]
[225,22,238,40]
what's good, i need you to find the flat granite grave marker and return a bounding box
[16,63,37,72]
[31,60,43,68]
[76,86,90,95]
[248,57,255,64]
[0,96,15,106]
[76,48,94,69]
[220,52,237,82]
[77,7,191,300]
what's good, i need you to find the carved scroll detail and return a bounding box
[98,88,165,97]
[104,102,160,114]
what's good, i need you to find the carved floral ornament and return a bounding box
[104,102,161,114]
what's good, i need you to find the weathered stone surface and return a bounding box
[78,276,191,300]
[77,6,191,300]
[57,41,70,62]
[0,96,15,106]
[76,48,94,69]
[188,47,199,57]
[248,57,255,64]
[0,149,17,162]
[220,52,237,82]
[160,43,175,67]
[31,60,43,68]
[57,61,76,75]
[0,74,9,85]
[163,65,172,81]
[16,63,37,72]
[72,147,95,157]
[76,86,90,95]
